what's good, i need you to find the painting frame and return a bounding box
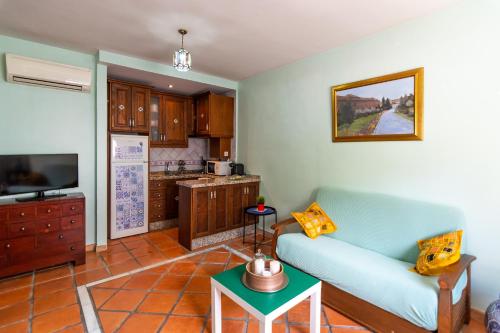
[331,67,424,142]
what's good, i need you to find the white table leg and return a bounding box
[211,284,222,333]
[310,287,321,333]
[259,317,272,333]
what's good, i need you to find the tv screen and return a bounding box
[0,154,78,197]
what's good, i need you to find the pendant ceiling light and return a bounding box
[173,29,192,72]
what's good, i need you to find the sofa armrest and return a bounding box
[271,218,299,259]
[438,254,476,290]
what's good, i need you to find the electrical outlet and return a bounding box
[224,151,229,157]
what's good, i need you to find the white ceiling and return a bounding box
[0,0,458,80]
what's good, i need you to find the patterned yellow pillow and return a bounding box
[291,202,337,239]
[415,230,463,276]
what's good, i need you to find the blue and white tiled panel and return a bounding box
[150,138,208,172]
[114,165,145,231]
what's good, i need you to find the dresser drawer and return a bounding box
[8,222,36,238]
[149,211,166,222]
[150,190,167,201]
[9,206,36,221]
[4,236,36,262]
[0,224,6,240]
[37,204,61,219]
[150,180,167,189]
[150,200,167,212]
[36,219,61,234]
[37,229,84,248]
[61,202,84,216]
[60,215,83,230]
[0,209,7,221]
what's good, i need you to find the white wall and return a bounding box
[238,0,500,310]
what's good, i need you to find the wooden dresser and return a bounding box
[0,193,85,278]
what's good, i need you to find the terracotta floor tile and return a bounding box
[33,288,77,315]
[129,244,160,257]
[135,253,167,267]
[98,311,129,333]
[122,272,161,290]
[34,265,71,284]
[101,290,147,311]
[331,328,371,333]
[58,323,85,333]
[90,288,118,308]
[463,320,486,333]
[163,228,178,240]
[34,276,73,298]
[96,275,131,289]
[75,268,110,286]
[160,315,206,333]
[106,242,128,254]
[0,301,30,326]
[247,321,286,333]
[102,251,134,266]
[153,275,190,292]
[0,275,32,294]
[0,320,29,333]
[73,253,105,273]
[168,261,199,275]
[0,286,31,310]
[123,239,150,251]
[323,305,361,327]
[154,239,182,251]
[204,251,231,264]
[144,263,171,274]
[173,293,211,315]
[222,295,247,319]
[120,234,144,244]
[194,263,226,276]
[288,325,330,333]
[161,246,188,259]
[108,258,141,276]
[186,253,206,262]
[185,276,211,293]
[137,292,179,314]
[117,313,164,333]
[32,303,81,333]
[288,300,326,324]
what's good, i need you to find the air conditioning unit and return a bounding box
[5,53,92,93]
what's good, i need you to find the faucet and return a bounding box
[164,161,172,174]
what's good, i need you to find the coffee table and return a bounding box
[211,261,321,333]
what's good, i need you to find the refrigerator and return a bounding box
[110,134,149,239]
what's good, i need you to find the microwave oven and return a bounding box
[206,161,232,176]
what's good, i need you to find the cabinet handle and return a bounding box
[157,214,161,218]
[132,119,135,127]
[210,191,213,199]
[70,220,76,224]
[5,243,11,249]
[157,204,161,208]
[20,212,25,217]
[58,234,64,239]
[213,191,216,199]
[47,223,52,228]
[71,206,76,211]
[173,118,179,124]
[174,196,179,201]
[118,104,125,111]
[157,194,161,198]
[200,113,204,119]
[70,246,75,251]
[206,124,209,131]
[20,226,26,231]
[47,209,52,213]
[157,183,161,187]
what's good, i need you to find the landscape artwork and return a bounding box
[332,68,423,142]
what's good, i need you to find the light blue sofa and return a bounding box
[272,187,475,333]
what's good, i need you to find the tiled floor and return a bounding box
[0,228,485,333]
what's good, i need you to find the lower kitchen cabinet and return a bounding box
[149,178,197,223]
[178,181,259,250]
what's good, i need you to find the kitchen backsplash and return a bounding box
[150,138,208,172]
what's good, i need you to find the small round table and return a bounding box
[243,206,278,252]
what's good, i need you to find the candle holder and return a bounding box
[241,259,288,293]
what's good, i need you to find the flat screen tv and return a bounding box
[0,154,78,201]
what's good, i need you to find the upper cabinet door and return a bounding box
[131,87,150,133]
[186,97,196,137]
[149,94,163,146]
[196,94,209,136]
[209,94,234,138]
[164,96,188,147]
[109,82,132,132]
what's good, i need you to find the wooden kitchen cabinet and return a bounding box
[150,92,189,148]
[108,80,150,133]
[194,92,234,138]
[179,181,259,250]
[148,178,196,223]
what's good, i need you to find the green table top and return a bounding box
[212,261,320,315]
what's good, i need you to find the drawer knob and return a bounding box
[47,223,51,228]
[157,204,161,208]
[175,196,179,201]
[71,206,76,211]
[157,194,160,198]
[20,226,26,231]
[47,209,52,213]
[58,234,64,239]
[157,183,161,187]
[70,246,75,251]
[20,212,25,217]
[5,243,11,248]
[157,214,161,218]
[70,220,76,224]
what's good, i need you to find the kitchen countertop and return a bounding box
[149,171,208,181]
[176,175,261,188]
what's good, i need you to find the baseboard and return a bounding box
[96,244,108,252]
[86,244,108,252]
[471,308,484,323]
[85,244,96,252]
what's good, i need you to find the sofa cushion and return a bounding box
[277,233,468,331]
[291,202,337,239]
[315,187,465,263]
[416,230,463,275]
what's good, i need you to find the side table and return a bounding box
[243,206,277,252]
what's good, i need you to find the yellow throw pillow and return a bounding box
[291,202,337,239]
[415,230,463,276]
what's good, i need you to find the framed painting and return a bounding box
[331,67,423,142]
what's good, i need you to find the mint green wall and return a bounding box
[238,0,500,310]
[0,35,97,245]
